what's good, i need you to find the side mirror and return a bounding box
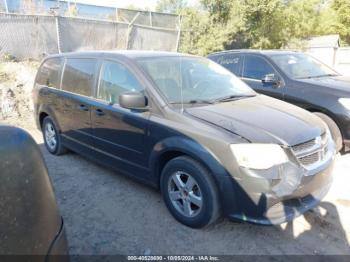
[262,74,280,86]
[119,92,148,109]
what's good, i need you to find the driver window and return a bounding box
[98,61,144,104]
[243,55,276,80]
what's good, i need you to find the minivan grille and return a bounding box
[292,139,316,153]
[291,133,329,168]
[298,152,319,166]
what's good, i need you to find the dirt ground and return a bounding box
[1,62,350,255]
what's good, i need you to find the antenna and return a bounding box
[180,56,184,113]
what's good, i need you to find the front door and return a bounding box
[242,54,284,100]
[91,60,149,176]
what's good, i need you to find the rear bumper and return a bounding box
[221,159,334,225]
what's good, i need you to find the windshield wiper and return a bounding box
[298,73,339,79]
[213,94,255,103]
[187,99,214,104]
[169,99,213,105]
[169,95,254,105]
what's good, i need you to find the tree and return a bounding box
[179,0,350,55]
[156,0,188,14]
[201,0,232,23]
[240,0,285,49]
[331,0,350,45]
[282,0,323,41]
[180,0,247,54]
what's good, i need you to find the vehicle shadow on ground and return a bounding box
[37,144,350,255]
[277,202,349,254]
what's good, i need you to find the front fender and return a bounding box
[149,136,230,184]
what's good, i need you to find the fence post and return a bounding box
[176,15,182,52]
[149,11,152,27]
[55,15,62,53]
[4,0,8,13]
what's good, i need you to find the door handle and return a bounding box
[79,104,89,111]
[95,108,105,116]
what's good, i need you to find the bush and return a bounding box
[2,53,18,62]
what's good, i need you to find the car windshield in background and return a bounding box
[270,53,339,79]
[136,56,255,104]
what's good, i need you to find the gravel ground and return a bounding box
[5,118,350,256]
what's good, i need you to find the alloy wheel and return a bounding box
[168,171,203,217]
[45,122,57,151]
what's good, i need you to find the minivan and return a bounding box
[33,51,335,228]
[208,50,350,153]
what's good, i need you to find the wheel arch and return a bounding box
[39,112,49,129]
[306,107,344,139]
[149,136,229,190]
[37,105,62,133]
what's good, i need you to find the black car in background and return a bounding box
[33,51,335,228]
[208,50,350,153]
[0,125,68,259]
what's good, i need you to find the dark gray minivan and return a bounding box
[33,51,335,228]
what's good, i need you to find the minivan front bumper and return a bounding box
[220,147,335,225]
[228,161,333,225]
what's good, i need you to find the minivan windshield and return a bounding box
[270,53,339,79]
[136,56,256,104]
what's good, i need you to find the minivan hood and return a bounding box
[296,75,350,93]
[186,95,325,146]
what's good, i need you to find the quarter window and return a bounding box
[36,58,62,88]
[243,55,276,80]
[98,61,144,104]
[211,54,242,76]
[62,58,97,96]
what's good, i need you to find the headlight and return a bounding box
[230,144,288,170]
[325,124,331,138]
[339,98,350,110]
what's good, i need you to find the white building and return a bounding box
[305,34,350,76]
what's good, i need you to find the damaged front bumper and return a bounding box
[228,161,334,225]
[223,136,336,225]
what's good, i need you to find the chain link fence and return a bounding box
[0,12,181,61]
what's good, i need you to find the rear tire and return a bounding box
[160,156,221,228]
[313,112,342,152]
[42,116,67,155]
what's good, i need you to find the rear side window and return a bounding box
[243,55,275,80]
[62,58,98,96]
[98,61,144,104]
[210,53,242,76]
[36,58,62,88]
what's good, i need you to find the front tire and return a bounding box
[313,112,343,152]
[160,156,220,228]
[42,116,67,155]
